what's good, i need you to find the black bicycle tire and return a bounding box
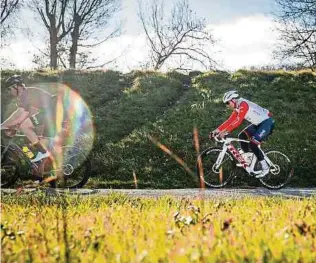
[197,147,236,188]
[258,149,293,190]
[68,158,91,189]
[55,146,92,189]
[1,150,20,188]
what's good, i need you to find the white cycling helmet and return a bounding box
[222,90,239,103]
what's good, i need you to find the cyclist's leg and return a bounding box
[20,117,47,154]
[28,113,51,162]
[249,139,264,160]
[249,118,274,176]
[239,124,256,152]
[253,118,274,144]
[19,118,38,143]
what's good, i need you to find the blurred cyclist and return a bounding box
[1,75,57,163]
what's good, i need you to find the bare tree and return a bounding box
[274,0,316,70]
[31,40,69,69]
[68,0,121,69]
[138,0,216,70]
[31,0,73,69]
[1,0,23,38]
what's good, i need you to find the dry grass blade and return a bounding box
[193,127,205,190]
[133,170,138,189]
[148,136,194,176]
[219,167,223,185]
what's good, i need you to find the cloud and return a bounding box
[1,15,279,71]
[92,34,150,72]
[1,38,45,69]
[211,15,279,70]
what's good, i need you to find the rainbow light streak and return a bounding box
[54,84,94,174]
[38,83,95,180]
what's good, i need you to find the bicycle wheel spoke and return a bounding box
[197,148,235,188]
[259,150,293,189]
[54,146,91,188]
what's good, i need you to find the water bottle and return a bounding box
[22,146,35,159]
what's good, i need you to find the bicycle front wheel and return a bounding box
[197,147,236,188]
[259,150,293,190]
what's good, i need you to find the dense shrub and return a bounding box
[1,69,315,188]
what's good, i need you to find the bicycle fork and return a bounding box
[214,144,230,172]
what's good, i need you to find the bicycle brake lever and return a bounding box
[214,136,223,143]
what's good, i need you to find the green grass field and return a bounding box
[1,69,315,188]
[1,193,316,262]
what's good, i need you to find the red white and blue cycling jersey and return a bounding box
[218,98,272,133]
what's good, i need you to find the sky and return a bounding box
[0,0,282,72]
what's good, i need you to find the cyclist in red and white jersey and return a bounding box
[210,90,275,178]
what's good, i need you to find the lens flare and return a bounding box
[55,84,94,146]
[1,81,95,187]
[49,83,95,182]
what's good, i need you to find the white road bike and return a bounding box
[197,136,294,189]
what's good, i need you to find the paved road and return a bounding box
[1,188,316,198]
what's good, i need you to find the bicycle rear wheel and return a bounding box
[258,150,293,189]
[53,146,91,188]
[1,150,20,188]
[197,147,236,188]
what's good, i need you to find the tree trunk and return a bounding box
[69,13,82,69]
[50,29,58,69]
[69,25,80,69]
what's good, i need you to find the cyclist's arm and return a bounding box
[217,111,238,132]
[1,107,30,129]
[218,101,249,133]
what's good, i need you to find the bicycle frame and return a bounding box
[1,125,92,188]
[1,133,66,178]
[1,135,39,171]
[213,136,275,174]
